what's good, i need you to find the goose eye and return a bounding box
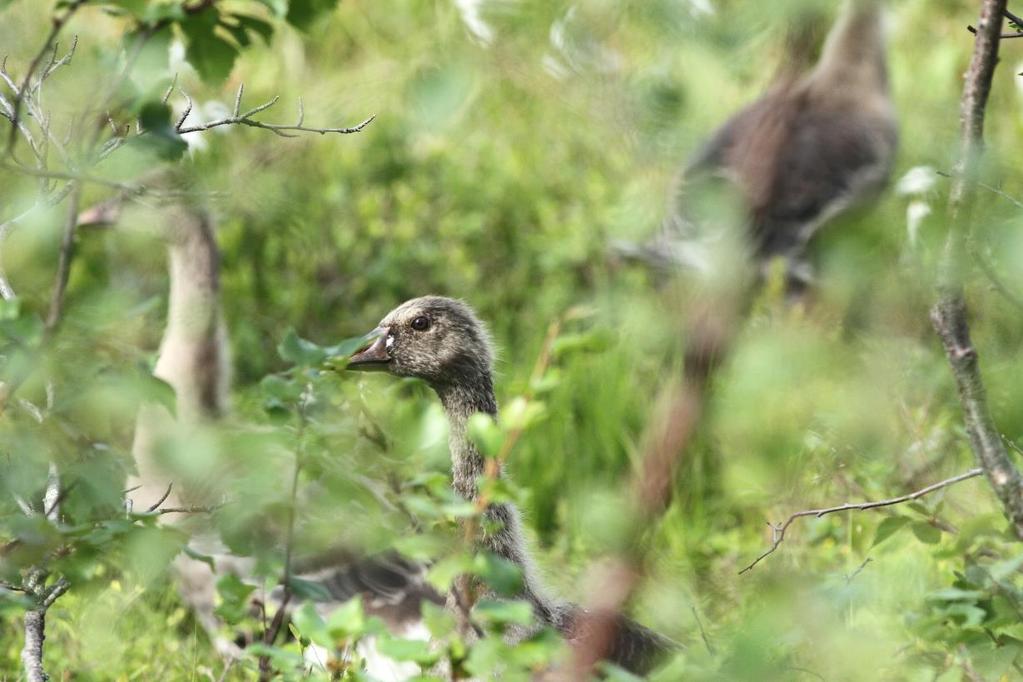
[410,316,431,332]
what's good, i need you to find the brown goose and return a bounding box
[627,0,897,290]
[349,296,676,674]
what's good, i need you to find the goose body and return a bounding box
[632,0,897,287]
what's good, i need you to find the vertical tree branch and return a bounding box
[931,0,1023,540]
[258,385,310,680]
[44,182,80,333]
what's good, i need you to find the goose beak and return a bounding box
[348,327,391,371]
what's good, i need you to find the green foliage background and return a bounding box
[2,0,1023,679]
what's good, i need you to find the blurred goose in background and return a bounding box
[619,0,897,291]
[348,296,677,675]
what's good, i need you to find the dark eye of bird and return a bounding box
[411,316,430,332]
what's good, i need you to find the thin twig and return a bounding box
[175,85,374,137]
[845,557,873,585]
[972,245,1023,314]
[44,182,80,333]
[0,162,143,191]
[258,385,311,680]
[738,468,983,574]
[145,482,174,513]
[934,170,1023,209]
[154,505,221,516]
[691,606,715,656]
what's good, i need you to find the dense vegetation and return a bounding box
[2,0,1023,679]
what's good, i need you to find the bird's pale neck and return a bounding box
[165,219,221,341]
[436,373,498,502]
[809,0,888,98]
[156,212,229,420]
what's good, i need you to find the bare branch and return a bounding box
[43,183,80,333]
[1,162,144,192]
[175,91,194,131]
[738,468,983,575]
[154,505,221,516]
[161,73,178,105]
[5,0,87,156]
[145,482,174,513]
[232,83,244,117]
[932,0,1023,541]
[174,84,375,138]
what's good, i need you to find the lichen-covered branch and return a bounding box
[20,571,70,682]
[931,0,1023,541]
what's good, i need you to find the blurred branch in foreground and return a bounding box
[738,468,984,575]
[566,289,743,678]
[932,0,1023,541]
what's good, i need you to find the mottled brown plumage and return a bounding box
[629,0,897,287]
[350,296,676,674]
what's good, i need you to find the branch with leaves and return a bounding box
[738,468,984,575]
[0,2,364,679]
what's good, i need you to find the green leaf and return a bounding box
[602,665,646,682]
[291,602,331,648]
[376,635,439,665]
[285,0,340,31]
[180,9,239,85]
[552,330,611,357]
[472,553,523,597]
[220,14,275,48]
[872,516,910,547]
[467,412,502,458]
[252,0,288,16]
[182,545,216,569]
[989,553,1023,582]
[420,601,456,638]
[911,522,942,545]
[287,576,333,601]
[472,598,533,628]
[278,329,327,365]
[326,597,366,639]
[260,373,303,403]
[0,297,20,320]
[500,396,546,432]
[426,554,473,593]
[136,369,177,415]
[234,14,275,43]
[215,574,256,624]
[133,101,188,160]
[927,587,986,602]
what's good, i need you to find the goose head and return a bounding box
[348,296,494,389]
